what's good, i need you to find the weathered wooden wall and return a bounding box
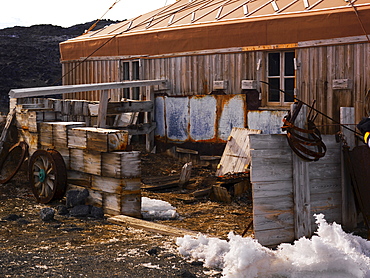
[297,42,370,134]
[62,60,121,101]
[61,41,370,135]
[249,134,341,246]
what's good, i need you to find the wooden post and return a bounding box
[97,90,109,128]
[340,107,357,230]
[292,103,312,239]
[145,86,155,152]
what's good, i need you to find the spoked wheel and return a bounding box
[28,149,67,204]
[0,141,28,184]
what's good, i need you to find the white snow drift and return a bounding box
[177,214,370,278]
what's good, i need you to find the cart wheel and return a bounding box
[0,141,28,184]
[29,149,67,204]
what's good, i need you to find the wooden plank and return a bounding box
[216,127,261,176]
[68,127,91,149]
[9,80,169,98]
[101,151,141,178]
[84,150,102,176]
[97,89,109,128]
[120,192,142,218]
[253,228,295,246]
[106,101,153,114]
[253,181,293,199]
[86,128,129,152]
[253,211,294,231]
[67,170,92,188]
[91,175,125,194]
[249,134,288,149]
[108,214,198,237]
[340,107,356,230]
[69,148,84,172]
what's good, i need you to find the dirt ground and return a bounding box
[0,148,253,277]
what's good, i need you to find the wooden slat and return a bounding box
[108,215,198,237]
[9,80,168,98]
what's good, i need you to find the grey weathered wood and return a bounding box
[9,80,168,98]
[0,108,16,155]
[340,107,357,230]
[291,104,312,239]
[86,128,129,152]
[97,90,109,128]
[216,127,261,176]
[107,101,153,114]
[101,151,141,178]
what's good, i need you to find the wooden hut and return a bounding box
[57,0,370,245]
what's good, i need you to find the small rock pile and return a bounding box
[40,189,104,221]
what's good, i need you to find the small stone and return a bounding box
[178,269,196,278]
[40,208,55,221]
[66,189,89,208]
[69,205,91,217]
[90,206,104,219]
[17,218,30,225]
[3,214,21,221]
[147,247,160,256]
[57,205,69,215]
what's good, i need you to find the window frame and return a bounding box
[266,51,296,107]
[120,59,142,100]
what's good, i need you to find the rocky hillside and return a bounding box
[0,20,120,113]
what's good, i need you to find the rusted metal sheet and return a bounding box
[247,110,287,134]
[165,97,189,142]
[218,95,247,141]
[189,96,216,141]
[156,94,247,143]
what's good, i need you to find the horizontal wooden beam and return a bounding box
[108,214,198,237]
[9,80,168,99]
[107,101,153,114]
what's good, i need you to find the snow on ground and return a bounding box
[176,214,370,278]
[141,197,179,220]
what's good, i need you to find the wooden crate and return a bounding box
[69,148,85,172]
[68,127,92,149]
[101,151,141,178]
[52,122,86,149]
[39,122,54,148]
[86,128,129,152]
[19,129,39,156]
[91,175,125,194]
[83,150,102,176]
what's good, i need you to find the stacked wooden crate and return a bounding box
[66,127,141,217]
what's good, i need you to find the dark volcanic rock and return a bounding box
[3,214,22,221]
[40,208,55,221]
[69,205,91,217]
[90,206,104,219]
[0,20,120,112]
[57,205,69,215]
[66,189,89,208]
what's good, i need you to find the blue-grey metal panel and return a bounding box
[165,97,189,141]
[248,110,288,134]
[155,96,166,137]
[189,96,217,141]
[218,94,247,141]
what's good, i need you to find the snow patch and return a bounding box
[141,197,178,220]
[176,214,370,278]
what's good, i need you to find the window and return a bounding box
[267,51,295,105]
[121,60,141,100]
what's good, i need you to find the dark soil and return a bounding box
[0,149,253,277]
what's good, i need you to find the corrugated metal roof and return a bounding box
[70,0,370,41]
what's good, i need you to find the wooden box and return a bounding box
[101,151,141,178]
[91,175,125,194]
[68,127,92,149]
[86,128,129,152]
[52,122,86,149]
[39,122,54,148]
[83,150,102,176]
[69,148,85,172]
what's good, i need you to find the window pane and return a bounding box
[123,62,130,80]
[132,61,140,80]
[284,52,295,76]
[284,78,295,102]
[268,53,280,76]
[268,78,280,102]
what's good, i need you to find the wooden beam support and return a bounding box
[9,80,168,99]
[97,90,109,128]
[108,215,198,237]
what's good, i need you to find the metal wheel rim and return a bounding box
[29,149,66,203]
[0,141,28,184]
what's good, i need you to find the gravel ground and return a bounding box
[0,165,225,278]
